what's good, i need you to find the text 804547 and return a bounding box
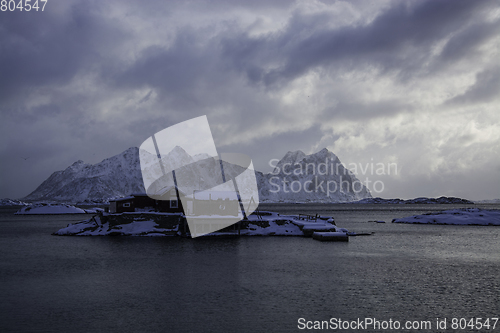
[1,0,47,11]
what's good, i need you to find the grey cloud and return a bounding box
[0,2,126,106]
[0,0,499,200]
[218,124,327,173]
[446,66,500,105]
[116,43,208,93]
[323,99,413,122]
[439,20,500,63]
[219,0,498,86]
[106,0,497,119]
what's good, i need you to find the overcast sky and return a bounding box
[1,0,499,200]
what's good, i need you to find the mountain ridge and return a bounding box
[22,147,372,203]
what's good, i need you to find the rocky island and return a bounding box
[392,208,500,225]
[53,210,347,238]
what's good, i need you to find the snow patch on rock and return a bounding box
[392,208,500,225]
[0,198,29,206]
[53,211,343,237]
[353,196,474,204]
[15,203,88,215]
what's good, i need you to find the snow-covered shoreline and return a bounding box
[392,208,500,226]
[15,203,104,215]
[351,196,475,204]
[0,198,29,206]
[53,211,342,237]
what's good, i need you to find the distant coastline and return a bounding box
[347,196,475,205]
[2,195,496,207]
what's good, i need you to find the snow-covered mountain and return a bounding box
[0,198,29,206]
[22,147,145,203]
[22,147,372,203]
[257,148,372,202]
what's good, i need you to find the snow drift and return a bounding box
[392,208,500,226]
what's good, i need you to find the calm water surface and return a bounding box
[0,204,499,332]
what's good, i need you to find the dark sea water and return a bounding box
[1,204,499,332]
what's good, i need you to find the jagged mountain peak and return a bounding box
[263,147,371,202]
[278,148,340,166]
[22,147,144,202]
[122,147,139,157]
[283,150,306,160]
[170,145,187,154]
[312,147,336,157]
[312,148,340,162]
[68,160,89,170]
[317,147,331,156]
[93,147,139,170]
[274,150,306,172]
[22,146,372,203]
[104,146,138,160]
[193,153,212,162]
[160,146,195,171]
[165,145,192,160]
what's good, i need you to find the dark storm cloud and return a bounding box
[0,2,125,105]
[115,32,216,95]
[100,0,491,138]
[1,0,499,200]
[2,0,497,114]
[106,0,499,117]
[101,0,499,128]
[219,0,498,86]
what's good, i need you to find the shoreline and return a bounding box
[52,211,342,237]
